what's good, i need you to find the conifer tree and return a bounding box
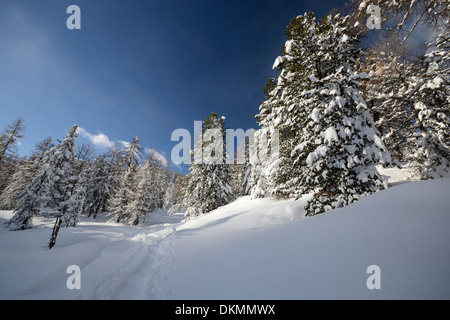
[257,13,391,215]
[8,125,79,230]
[107,136,142,223]
[184,112,232,218]
[0,137,52,210]
[126,159,156,226]
[408,30,450,178]
[248,129,276,199]
[86,154,116,218]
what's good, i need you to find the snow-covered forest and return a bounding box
[1,0,448,228]
[0,0,449,300]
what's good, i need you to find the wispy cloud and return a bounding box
[118,140,131,148]
[77,127,115,149]
[145,148,169,167]
[78,128,168,168]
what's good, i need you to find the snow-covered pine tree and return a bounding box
[163,180,175,211]
[8,125,79,230]
[102,144,124,209]
[107,136,142,223]
[299,14,391,215]
[256,14,321,199]
[85,154,116,218]
[260,13,391,215]
[229,133,252,198]
[64,142,95,224]
[53,126,80,227]
[125,157,160,226]
[147,149,171,209]
[248,129,273,199]
[184,112,232,218]
[67,162,89,224]
[0,137,53,210]
[248,155,266,199]
[184,160,204,217]
[7,167,46,230]
[408,30,450,178]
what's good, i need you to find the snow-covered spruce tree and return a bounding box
[85,154,116,218]
[184,112,232,219]
[248,154,266,199]
[163,180,176,212]
[260,13,391,215]
[107,136,142,223]
[248,128,279,200]
[102,144,125,208]
[66,163,89,225]
[125,152,169,226]
[0,137,52,211]
[244,76,282,200]
[408,30,450,178]
[7,167,46,230]
[147,150,171,209]
[68,153,116,220]
[163,170,179,213]
[256,13,328,199]
[125,160,154,226]
[8,125,79,230]
[64,142,94,224]
[184,161,204,217]
[229,133,253,198]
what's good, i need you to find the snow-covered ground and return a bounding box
[1,167,449,299]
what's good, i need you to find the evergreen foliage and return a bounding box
[184,112,232,218]
[256,13,391,215]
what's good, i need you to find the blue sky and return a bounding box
[0,0,347,173]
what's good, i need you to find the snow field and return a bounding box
[0,168,449,299]
[169,178,450,299]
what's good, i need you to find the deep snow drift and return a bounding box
[0,169,449,299]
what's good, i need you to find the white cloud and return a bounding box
[77,127,115,149]
[77,128,169,168]
[118,140,131,148]
[145,148,169,167]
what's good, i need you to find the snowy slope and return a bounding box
[169,178,450,299]
[0,170,449,299]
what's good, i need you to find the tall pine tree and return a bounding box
[8,125,79,230]
[257,13,391,215]
[107,136,142,223]
[184,112,232,218]
[408,29,450,178]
